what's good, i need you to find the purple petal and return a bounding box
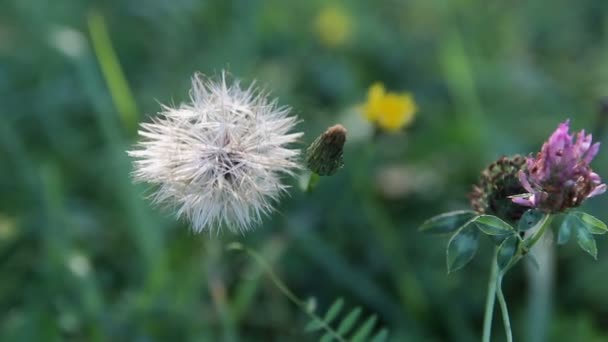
[587,184,607,198]
[589,172,601,183]
[526,156,535,170]
[518,170,535,193]
[579,130,592,150]
[548,121,572,150]
[584,142,600,164]
[512,194,535,207]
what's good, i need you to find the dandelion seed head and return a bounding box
[128,72,302,233]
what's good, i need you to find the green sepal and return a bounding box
[518,209,545,232]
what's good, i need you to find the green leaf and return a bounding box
[304,318,324,333]
[576,225,598,259]
[518,210,545,231]
[370,329,389,342]
[446,222,480,273]
[474,215,515,235]
[497,234,519,270]
[574,212,608,234]
[336,307,362,336]
[351,315,377,342]
[419,210,477,234]
[320,333,333,342]
[558,214,579,245]
[305,298,344,332]
[323,298,344,325]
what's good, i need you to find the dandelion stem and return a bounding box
[482,250,498,342]
[227,242,346,342]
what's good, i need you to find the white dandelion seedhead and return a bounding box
[128,71,303,233]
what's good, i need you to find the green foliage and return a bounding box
[558,215,575,245]
[419,210,477,234]
[441,214,521,273]
[474,215,515,235]
[518,210,544,232]
[576,226,598,260]
[305,298,388,342]
[559,212,607,259]
[446,221,480,273]
[496,235,519,270]
[573,212,608,234]
[4,0,608,340]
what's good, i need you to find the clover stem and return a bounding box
[482,249,499,342]
[525,214,553,250]
[496,274,513,342]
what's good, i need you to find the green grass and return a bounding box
[2,0,608,340]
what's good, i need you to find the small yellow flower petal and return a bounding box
[361,83,417,133]
[368,82,386,101]
[363,82,386,121]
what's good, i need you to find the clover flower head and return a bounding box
[470,155,527,222]
[513,120,606,212]
[128,72,302,233]
[361,82,417,133]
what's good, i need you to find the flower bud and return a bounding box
[470,155,527,222]
[305,124,347,176]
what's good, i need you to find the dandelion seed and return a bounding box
[128,72,302,233]
[513,120,606,212]
[361,82,417,133]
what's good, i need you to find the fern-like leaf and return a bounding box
[305,299,388,342]
[337,307,362,336]
[370,328,389,342]
[351,315,377,341]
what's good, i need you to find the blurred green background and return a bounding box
[3,0,608,341]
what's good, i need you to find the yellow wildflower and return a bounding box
[362,82,417,133]
[314,5,352,47]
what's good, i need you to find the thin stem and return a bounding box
[496,274,513,342]
[525,214,553,250]
[502,214,554,275]
[227,242,345,342]
[482,250,499,342]
[487,213,554,342]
